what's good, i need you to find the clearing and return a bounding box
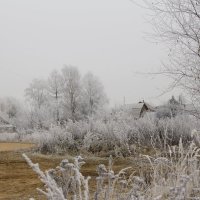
[0,142,143,200]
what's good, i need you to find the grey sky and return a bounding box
[0,0,172,106]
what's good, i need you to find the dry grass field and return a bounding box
[0,142,35,152]
[0,143,140,200]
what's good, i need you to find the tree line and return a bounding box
[0,66,108,130]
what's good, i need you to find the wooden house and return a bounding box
[123,101,155,119]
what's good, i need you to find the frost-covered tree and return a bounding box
[23,67,109,128]
[61,66,81,122]
[4,97,19,119]
[25,79,48,109]
[0,97,31,130]
[47,70,63,124]
[25,79,50,129]
[81,72,108,116]
[143,0,200,104]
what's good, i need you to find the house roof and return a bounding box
[124,103,144,110]
[123,102,155,118]
[144,102,155,111]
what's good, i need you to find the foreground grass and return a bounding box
[0,149,147,200]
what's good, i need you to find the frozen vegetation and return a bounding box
[0,66,198,156]
[1,67,200,199]
[1,0,200,199]
[23,130,200,200]
[0,113,198,156]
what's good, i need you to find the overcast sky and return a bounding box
[0,0,174,106]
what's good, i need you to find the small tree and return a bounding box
[25,79,50,129]
[81,72,108,117]
[25,79,48,109]
[61,66,81,122]
[4,97,19,119]
[48,70,63,124]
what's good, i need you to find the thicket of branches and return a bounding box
[142,0,200,103]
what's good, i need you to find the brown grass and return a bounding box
[0,143,149,200]
[0,142,35,152]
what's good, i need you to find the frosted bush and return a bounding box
[0,132,22,142]
[83,121,118,154]
[143,136,200,199]
[24,127,75,154]
[129,114,199,149]
[130,115,158,147]
[66,120,88,140]
[4,114,200,156]
[156,115,198,146]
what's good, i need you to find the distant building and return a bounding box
[168,95,182,117]
[156,96,200,118]
[0,113,15,133]
[123,101,155,119]
[181,103,200,116]
[168,95,200,117]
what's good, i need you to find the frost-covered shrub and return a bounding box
[142,134,200,199]
[83,120,118,153]
[0,132,21,142]
[24,127,75,154]
[130,115,158,147]
[66,120,88,141]
[127,114,199,149]
[4,113,200,156]
[156,114,200,148]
